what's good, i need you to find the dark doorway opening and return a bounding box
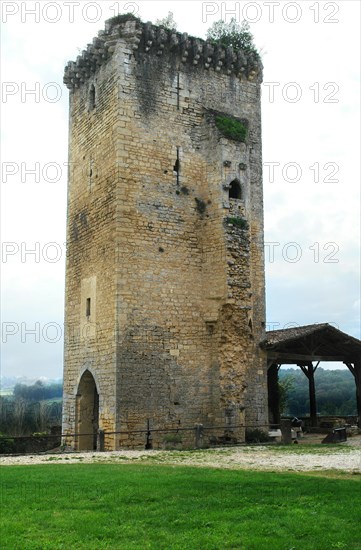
[76,370,99,450]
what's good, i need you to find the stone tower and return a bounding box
[62,14,268,450]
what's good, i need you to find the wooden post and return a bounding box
[345,361,361,428]
[267,363,280,426]
[308,368,317,427]
[299,362,319,427]
[355,364,361,429]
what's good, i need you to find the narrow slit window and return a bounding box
[86,298,91,318]
[173,146,180,186]
[176,72,180,110]
[89,85,96,110]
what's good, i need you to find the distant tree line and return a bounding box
[0,371,357,437]
[0,381,63,437]
[13,380,62,401]
[279,368,357,416]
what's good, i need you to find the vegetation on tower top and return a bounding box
[206,18,259,55]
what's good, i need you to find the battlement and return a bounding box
[63,14,262,90]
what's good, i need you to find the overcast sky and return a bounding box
[1,1,360,379]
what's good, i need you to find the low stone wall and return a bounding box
[0,427,61,455]
[290,415,359,433]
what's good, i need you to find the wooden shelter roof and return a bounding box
[261,323,361,364]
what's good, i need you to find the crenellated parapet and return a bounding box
[63,14,262,90]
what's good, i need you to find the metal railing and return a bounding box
[0,423,279,455]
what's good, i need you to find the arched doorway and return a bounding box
[76,370,99,450]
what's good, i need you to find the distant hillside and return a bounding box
[13,380,63,401]
[0,376,63,392]
[279,368,356,416]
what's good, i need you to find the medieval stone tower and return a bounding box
[62,14,268,450]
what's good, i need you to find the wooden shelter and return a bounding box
[261,324,361,427]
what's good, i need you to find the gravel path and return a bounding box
[1,437,360,473]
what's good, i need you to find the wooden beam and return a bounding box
[299,365,310,378]
[266,352,346,362]
[344,361,355,376]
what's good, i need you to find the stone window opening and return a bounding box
[229,179,242,200]
[86,298,91,318]
[89,84,96,110]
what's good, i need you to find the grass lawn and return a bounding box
[0,464,360,549]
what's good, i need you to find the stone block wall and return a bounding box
[62,15,268,450]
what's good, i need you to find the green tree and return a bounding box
[13,381,62,401]
[278,375,295,415]
[206,18,257,54]
[278,368,357,417]
[156,12,177,30]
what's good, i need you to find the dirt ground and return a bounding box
[1,434,360,473]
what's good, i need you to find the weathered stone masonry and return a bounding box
[62,15,268,450]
